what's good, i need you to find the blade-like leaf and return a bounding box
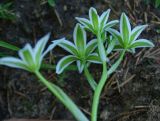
[114,44,124,50]
[0,40,20,51]
[34,33,50,67]
[100,9,111,31]
[106,37,116,54]
[0,57,30,71]
[73,24,86,55]
[107,28,123,46]
[104,20,119,30]
[87,53,102,64]
[48,0,56,7]
[18,44,35,69]
[42,38,61,57]
[129,39,154,48]
[56,55,77,74]
[85,39,97,56]
[89,7,99,31]
[130,25,148,43]
[120,13,131,46]
[55,38,78,56]
[75,17,94,33]
[76,60,85,73]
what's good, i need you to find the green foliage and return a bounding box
[155,0,160,7]
[0,7,155,121]
[0,40,20,51]
[76,7,119,62]
[0,40,20,57]
[55,24,101,74]
[48,0,56,7]
[0,34,53,72]
[108,13,154,53]
[0,2,16,20]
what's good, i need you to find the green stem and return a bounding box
[84,66,97,90]
[35,71,89,121]
[91,50,126,121]
[107,50,125,76]
[91,62,107,121]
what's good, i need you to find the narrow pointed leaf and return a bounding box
[130,25,148,43]
[120,13,131,46]
[89,7,99,31]
[42,38,60,57]
[76,60,85,73]
[0,40,20,51]
[104,20,119,30]
[75,17,94,33]
[106,38,116,54]
[129,39,154,48]
[55,38,78,55]
[85,39,97,56]
[107,28,123,46]
[73,24,86,55]
[100,9,110,31]
[87,53,102,64]
[56,55,76,74]
[114,44,124,50]
[18,44,35,69]
[34,33,50,67]
[0,57,30,71]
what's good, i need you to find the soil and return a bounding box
[0,0,160,121]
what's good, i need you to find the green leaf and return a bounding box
[106,37,116,54]
[120,13,131,47]
[75,17,94,33]
[55,38,78,56]
[48,0,56,7]
[85,39,97,56]
[155,0,160,7]
[87,53,102,64]
[56,55,77,74]
[104,20,119,30]
[114,44,124,50]
[107,28,124,46]
[19,44,36,70]
[76,60,85,73]
[89,7,99,32]
[34,33,50,68]
[0,40,20,51]
[0,57,30,71]
[73,24,86,56]
[0,2,16,20]
[130,25,148,43]
[129,39,154,48]
[99,9,110,31]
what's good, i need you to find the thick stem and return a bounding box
[84,66,97,90]
[91,62,107,121]
[35,71,89,121]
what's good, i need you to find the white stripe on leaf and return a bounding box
[56,55,77,74]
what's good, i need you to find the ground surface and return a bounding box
[0,0,160,121]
